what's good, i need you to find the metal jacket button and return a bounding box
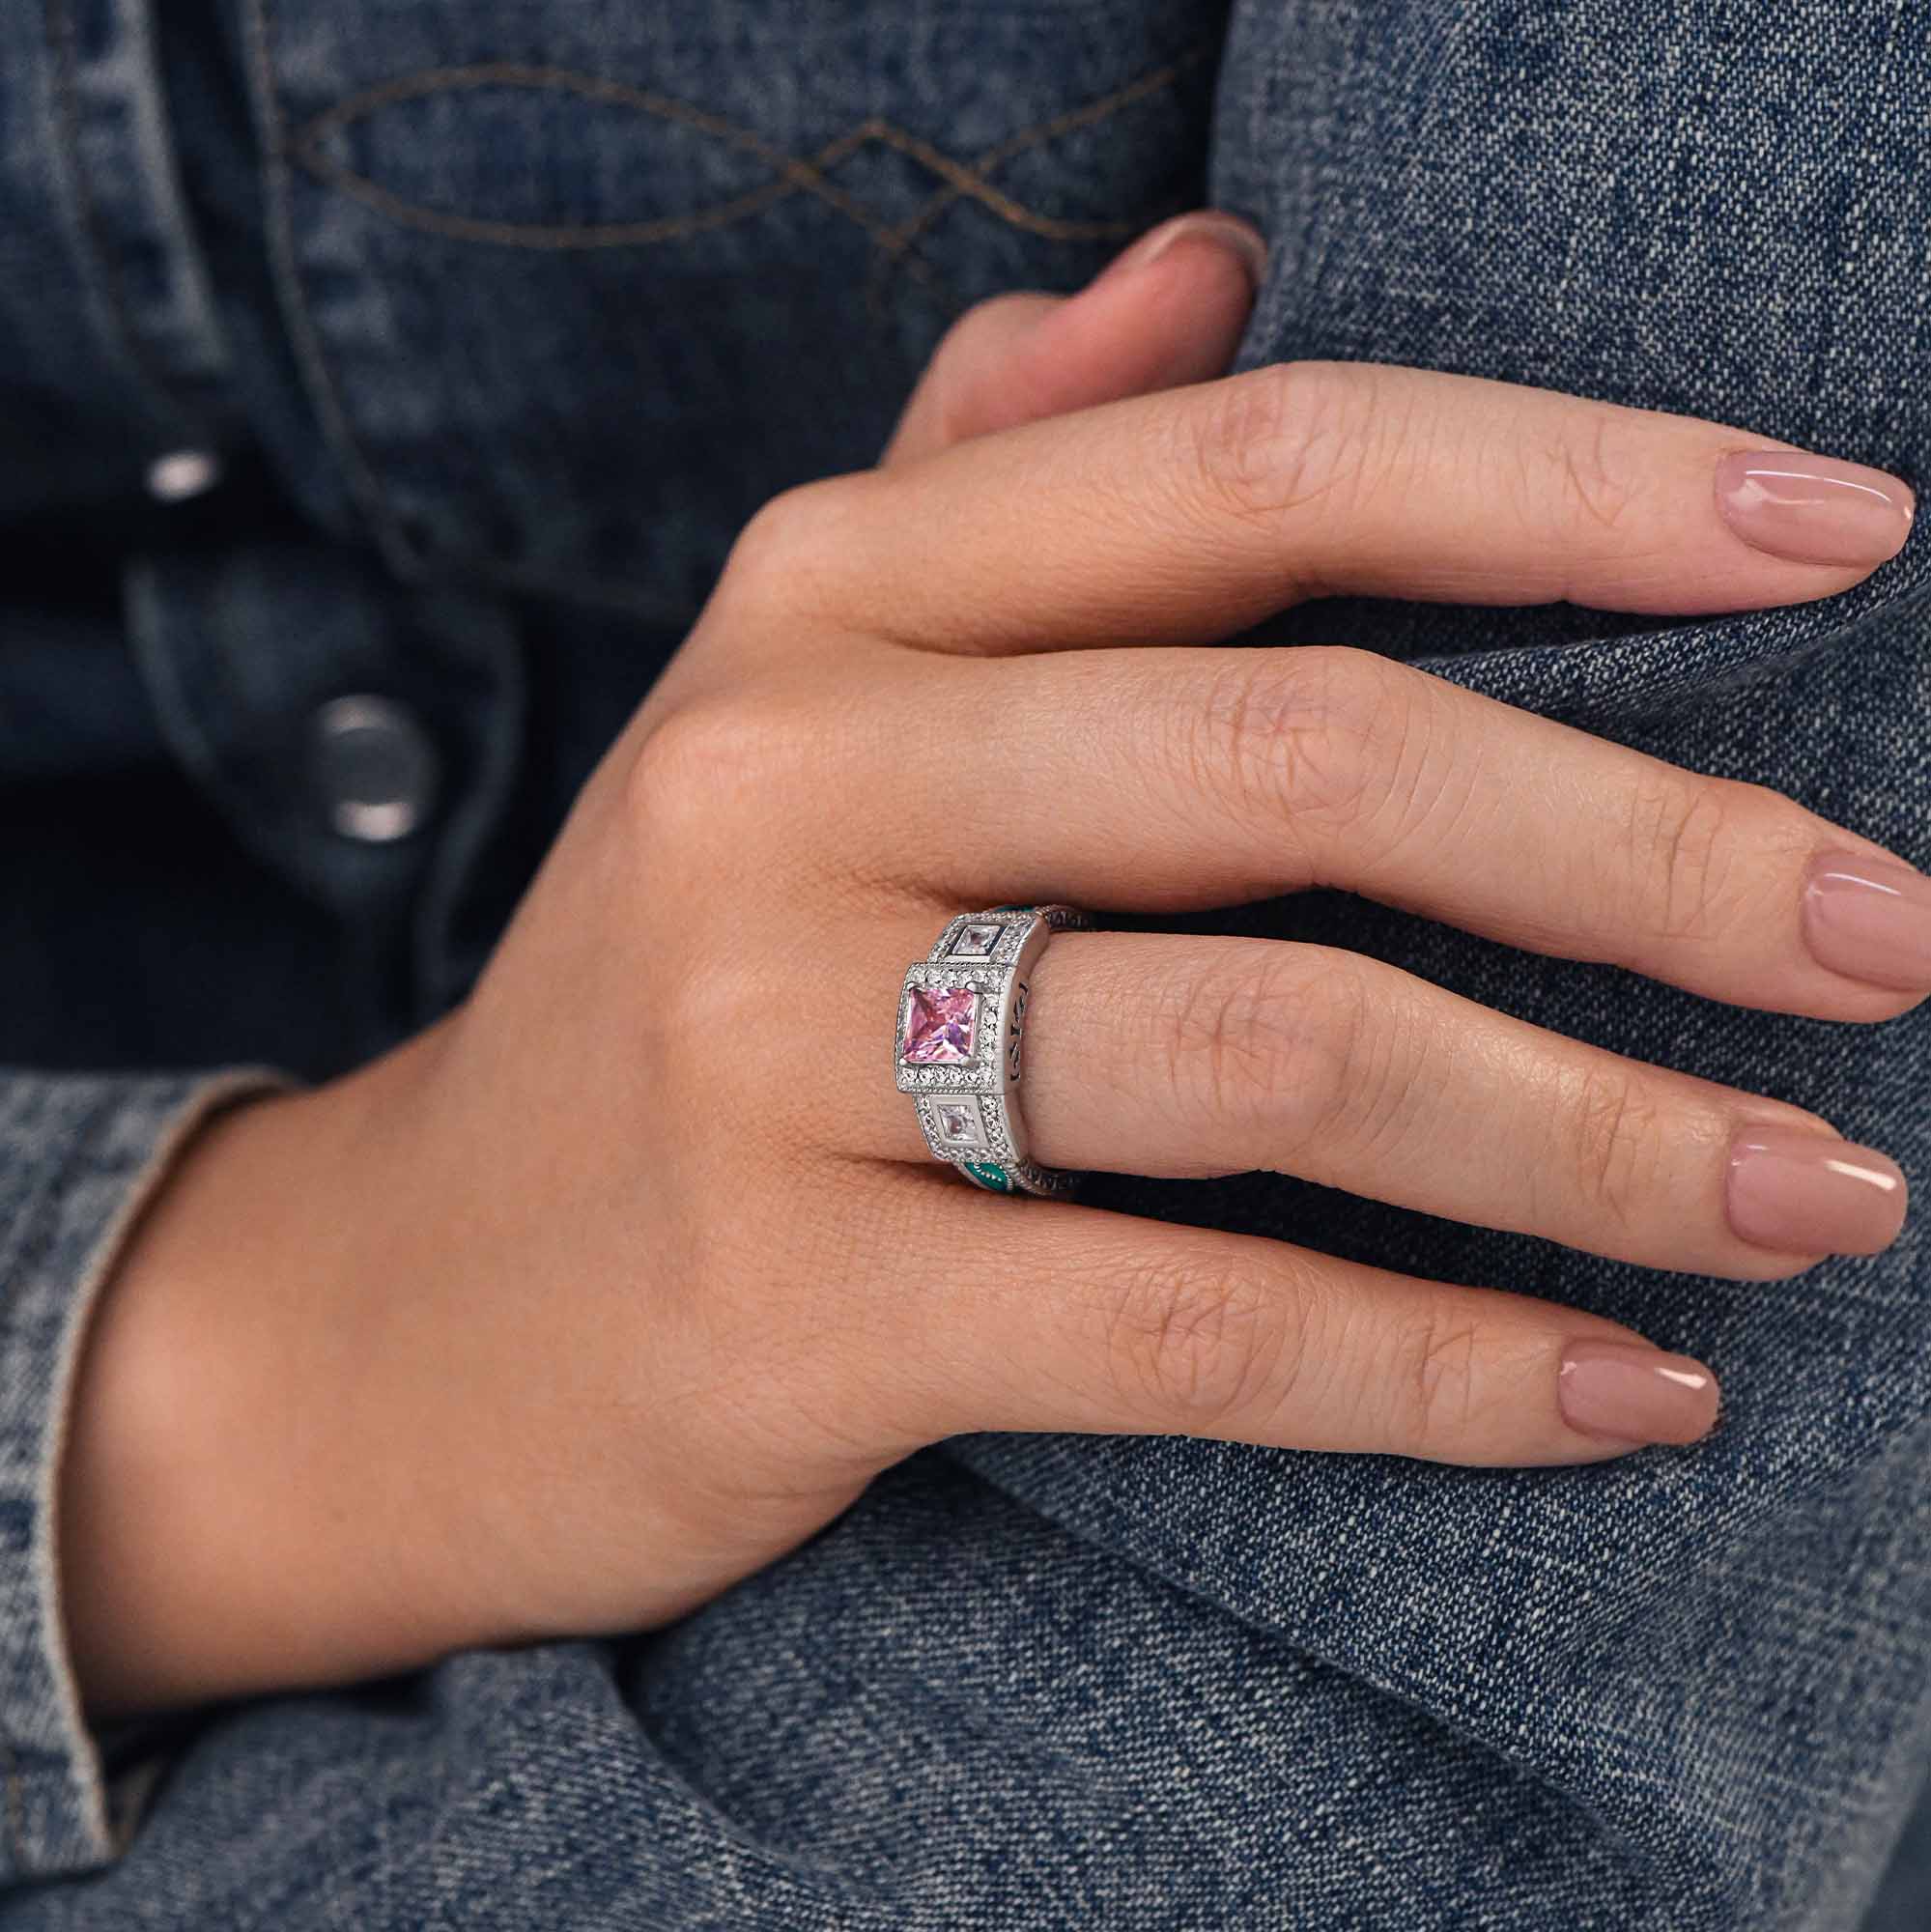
[307,694,440,842]
[146,449,224,502]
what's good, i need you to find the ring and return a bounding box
[895,904,1093,1197]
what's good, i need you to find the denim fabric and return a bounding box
[1,0,1929,1926]
[0,1069,291,1882]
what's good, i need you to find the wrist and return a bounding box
[57,1024,460,1717]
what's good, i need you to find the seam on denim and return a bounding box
[0,1087,117,1873]
[1,1733,21,1875]
[39,1072,301,1863]
[120,2,240,415]
[42,0,200,438]
[284,58,1191,260]
[406,593,525,1017]
[1227,13,1290,367]
[242,0,415,579]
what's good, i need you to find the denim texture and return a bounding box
[1,0,1928,1925]
[0,1071,292,1882]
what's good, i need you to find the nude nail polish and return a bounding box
[1558,1342,1719,1446]
[1098,212,1269,291]
[1716,450,1914,566]
[1727,1126,1908,1256]
[1803,853,1931,991]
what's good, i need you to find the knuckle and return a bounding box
[713,476,867,629]
[1545,408,1645,538]
[1107,1256,1302,1429]
[1181,361,1380,553]
[1159,946,1377,1161]
[650,952,767,1107]
[621,694,804,849]
[927,294,1046,402]
[1563,1065,1669,1233]
[950,289,1044,339]
[1624,771,1753,943]
[1386,1306,1490,1457]
[1184,644,1400,838]
[717,489,812,610]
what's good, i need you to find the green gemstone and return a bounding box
[962,1161,1015,1195]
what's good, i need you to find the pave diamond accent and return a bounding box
[905,1063,995,1091]
[902,986,978,1065]
[906,966,993,994]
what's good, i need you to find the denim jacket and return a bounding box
[2,1,1929,1925]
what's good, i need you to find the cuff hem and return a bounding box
[0,1066,300,1879]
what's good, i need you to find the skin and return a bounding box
[56,214,1921,1719]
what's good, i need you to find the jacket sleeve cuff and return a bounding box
[0,1067,300,1881]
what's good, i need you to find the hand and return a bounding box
[61,213,1922,1717]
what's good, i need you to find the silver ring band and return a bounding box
[894,904,1092,1197]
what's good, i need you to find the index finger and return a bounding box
[765,360,1913,655]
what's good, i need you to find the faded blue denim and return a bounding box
[1,0,1928,1925]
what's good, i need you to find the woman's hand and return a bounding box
[62,215,1923,1716]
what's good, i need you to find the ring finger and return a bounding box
[834,924,1906,1282]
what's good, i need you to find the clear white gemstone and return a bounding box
[932,1099,985,1146]
[951,923,1002,959]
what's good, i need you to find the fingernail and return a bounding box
[1097,212,1269,293]
[1558,1341,1719,1446]
[1716,449,1914,567]
[1727,1125,1908,1256]
[1803,852,1931,991]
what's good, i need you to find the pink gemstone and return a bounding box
[903,987,978,1064]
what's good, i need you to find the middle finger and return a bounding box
[822,641,1931,1024]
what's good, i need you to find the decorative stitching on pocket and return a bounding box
[286,50,1213,262]
[883,44,1216,257]
[292,70,896,251]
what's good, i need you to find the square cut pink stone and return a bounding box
[903,986,978,1064]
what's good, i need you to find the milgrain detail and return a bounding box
[282,48,1217,272]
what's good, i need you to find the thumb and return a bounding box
[881,211,1267,469]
